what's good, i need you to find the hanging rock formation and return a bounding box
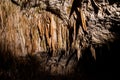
[0,0,120,79]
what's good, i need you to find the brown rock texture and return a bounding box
[0,0,120,80]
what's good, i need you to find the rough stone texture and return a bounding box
[0,0,120,79]
[0,0,119,56]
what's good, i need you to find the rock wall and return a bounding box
[0,0,120,78]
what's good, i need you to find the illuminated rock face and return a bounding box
[0,0,119,76]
